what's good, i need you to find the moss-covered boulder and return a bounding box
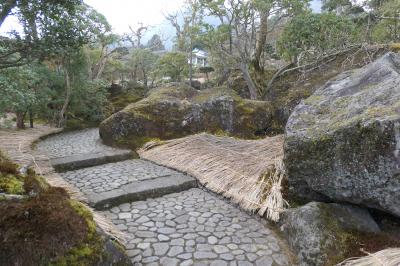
[280,202,380,266]
[284,52,400,217]
[99,83,273,148]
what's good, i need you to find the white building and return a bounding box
[190,48,209,67]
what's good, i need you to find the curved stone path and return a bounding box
[36,129,292,266]
[36,128,121,158]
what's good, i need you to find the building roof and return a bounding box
[192,48,208,58]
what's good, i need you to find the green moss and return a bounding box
[304,95,323,105]
[317,204,354,265]
[192,86,233,103]
[64,119,99,131]
[390,43,400,52]
[0,174,25,194]
[51,200,106,266]
[111,91,144,112]
[69,200,96,238]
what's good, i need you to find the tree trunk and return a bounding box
[239,62,258,100]
[29,109,34,128]
[16,112,25,129]
[133,66,138,82]
[0,0,17,28]
[94,46,108,80]
[254,12,269,71]
[189,39,193,85]
[58,67,71,128]
[143,72,148,88]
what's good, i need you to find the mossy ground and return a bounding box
[0,150,112,265]
[0,152,24,194]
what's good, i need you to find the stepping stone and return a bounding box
[87,172,197,210]
[51,150,133,172]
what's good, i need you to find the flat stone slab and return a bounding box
[88,174,197,210]
[101,188,290,265]
[60,159,197,209]
[51,150,133,172]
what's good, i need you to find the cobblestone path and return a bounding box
[60,160,184,194]
[36,129,292,266]
[102,189,290,266]
[36,128,121,158]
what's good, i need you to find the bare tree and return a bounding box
[125,23,150,48]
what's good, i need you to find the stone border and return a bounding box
[52,151,134,172]
[88,174,198,210]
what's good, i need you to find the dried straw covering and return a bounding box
[139,133,287,221]
[337,248,400,266]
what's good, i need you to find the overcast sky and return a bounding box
[1,0,322,49]
[84,0,186,35]
[83,0,321,48]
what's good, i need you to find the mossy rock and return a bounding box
[280,202,381,266]
[100,83,274,149]
[284,52,400,217]
[110,89,145,113]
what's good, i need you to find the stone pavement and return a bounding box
[60,159,183,194]
[35,128,293,265]
[36,128,122,158]
[36,128,133,171]
[102,188,290,266]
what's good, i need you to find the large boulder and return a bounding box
[99,83,273,148]
[280,202,380,266]
[284,53,400,217]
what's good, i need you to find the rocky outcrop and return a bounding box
[284,53,400,217]
[99,83,273,148]
[280,202,380,266]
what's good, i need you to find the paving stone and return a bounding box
[160,257,180,266]
[193,251,218,260]
[220,253,235,261]
[136,231,156,238]
[168,246,184,257]
[136,216,150,223]
[207,236,218,244]
[213,245,230,254]
[126,249,141,257]
[153,243,169,256]
[171,238,184,246]
[177,253,192,260]
[246,253,258,262]
[137,242,150,250]
[158,227,176,235]
[158,234,170,242]
[118,213,131,219]
[238,261,252,266]
[181,260,194,266]
[255,256,274,266]
[142,256,158,263]
[227,244,238,250]
[211,260,228,266]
